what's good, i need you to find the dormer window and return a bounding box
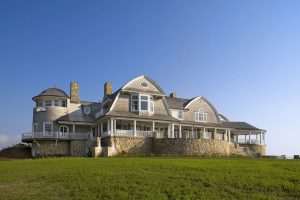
[178,111,184,120]
[195,112,207,122]
[131,94,154,112]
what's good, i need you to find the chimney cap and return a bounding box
[170,92,177,98]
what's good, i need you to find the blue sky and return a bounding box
[0,0,299,156]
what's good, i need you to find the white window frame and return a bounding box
[178,111,184,120]
[140,95,149,111]
[45,100,53,107]
[131,94,139,111]
[43,122,53,135]
[32,122,38,133]
[59,125,69,135]
[195,112,207,122]
[150,97,154,113]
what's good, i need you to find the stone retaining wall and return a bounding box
[32,140,70,157]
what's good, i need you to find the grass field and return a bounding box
[0,157,299,200]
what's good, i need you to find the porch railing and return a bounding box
[22,132,93,140]
[101,130,154,138]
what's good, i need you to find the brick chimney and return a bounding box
[170,92,177,98]
[104,82,112,96]
[70,82,79,103]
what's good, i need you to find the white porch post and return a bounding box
[179,125,182,138]
[72,123,75,133]
[100,123,103,134]
[167,123,171,138]
[228,130,231,143]
[260,132,262,144]
[244,134,247,143]
[114,118,117,132]
[203,127,206,139]
[110,118,114,135]
[152,121,155,132]
[249,132,251,143]
[191,126,194,138]
[107,120,110,135]
[214,128,217,140]
[133,120,137,136]
[171,123,175,138]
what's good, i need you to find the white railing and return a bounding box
[238,138,261,144]
[22,132,93,140]
[203,132,212,139]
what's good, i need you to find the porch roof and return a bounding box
[221,122,265,131]
[106,110,178,121]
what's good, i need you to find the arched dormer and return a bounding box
[184,96,221,124]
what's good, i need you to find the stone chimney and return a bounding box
[70,82,79,103]
[170,92,177,98]
[104,82,112,96]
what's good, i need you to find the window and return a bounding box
[38,101,43,107]
[59,126,69,135]
[195,112,207,122]
[54,100,60,107]
[131,94,139,111]
[61,100,66,107]
[178,111,184,120]
[91,127,97,137]
[140,82,148,88]
[32,123,38,133]
[45,100,52,107]
[43,122,53,134]
[140,95,148,111]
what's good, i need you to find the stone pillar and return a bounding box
[70,82,79,103]
[134,120,137,136]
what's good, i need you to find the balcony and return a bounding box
[22,132,93,141]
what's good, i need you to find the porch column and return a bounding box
[260,131,262,144]
[214,128,217,140]
[249,132,251,143]
[179,125,182,138]
[100,123,103,134]
[203,127,206,139]
[244,134,247,143]
[191,126,194,138]
[110,118,114,135]
[228,129,231,143]
[72,123,76,133]
[152,121,155,132]
[171,123,175,138]
[133,120,137,136]
[107,120,110,134]
[114,118,117,132]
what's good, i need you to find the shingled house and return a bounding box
[22,75,266,157]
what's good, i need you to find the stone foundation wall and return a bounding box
[153,138,230,156]
[239,144,266,156]
[32,140,70,157]
[101,136,153,156]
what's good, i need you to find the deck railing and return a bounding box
[101,130,154,138]
[22,132,93,140]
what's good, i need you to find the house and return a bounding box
[22,75,266,157]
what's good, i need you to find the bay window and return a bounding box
[131,94,154,112]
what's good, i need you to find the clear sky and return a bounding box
[0,1,299,156]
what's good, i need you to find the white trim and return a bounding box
[108,92,120,112]
[195,112,207,122]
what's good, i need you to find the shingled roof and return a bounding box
[32,88,69,100]
[164,96,189,110]
[221,122,262,130]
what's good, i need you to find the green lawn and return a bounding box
[0,157,299,200]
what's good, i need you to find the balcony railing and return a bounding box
[22,132,93,140]
[101,130,154,138]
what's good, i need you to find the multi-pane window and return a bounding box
[45,100,52,107]
[131,94,139,111]
[140,95,148,111]
[44,123,53,134]
[59,126,69,135]
[54,100,60,106]
[195,112,207,122]
[178,111,184,120]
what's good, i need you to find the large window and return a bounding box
[54,100,60,107]
[43,122,53,134]
[195,112,207,122]
[131,94,154,112]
